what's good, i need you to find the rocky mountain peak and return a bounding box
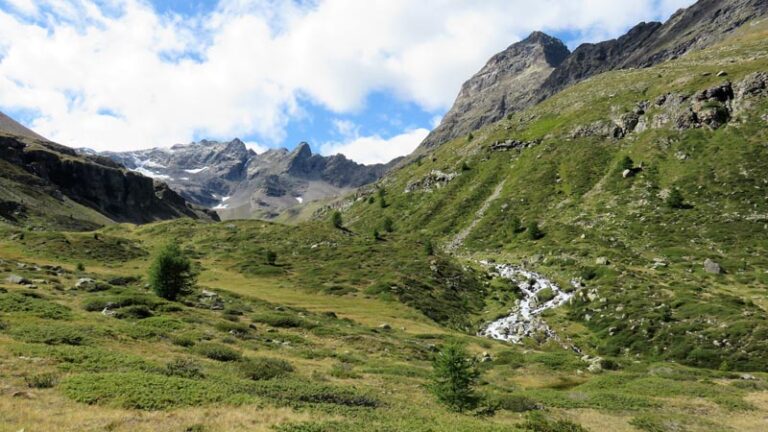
[418,31,569,149]
[418,0,768,151]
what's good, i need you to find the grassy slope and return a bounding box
[344,20,768,371]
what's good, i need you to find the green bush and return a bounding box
[430,343,481,412]
[114,305,153,319]
[523,412,589,432]
[164,358,205,379]
[252,313,315,329]
[60,372,251,410]
[171,334,198,347]
[250,379,378,408]
[265,250,278,266]
[25,372,58,389]
[527,221,544,240]
[240,357,294,381]
[0,293,71,320]
[666,188,685,209]
[10,323,90,345]
[494,394,539,412]
[194,343,241,362]
[148,243,195,301]
[329,362,360,379]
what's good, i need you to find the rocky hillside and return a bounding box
[342,18,768,371]
[420,0,768,150]
[0,115,218,230]
[97,140,398,220]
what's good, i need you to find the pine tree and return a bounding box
[382,216,394,233]
[509,215,522,234]
[527,221,544,240]
[331,211,343,229]
[265,250,277,266]
[148,243,194,300]
[430,343,481,412]
[424,239,435,256]
[666,188,685,209]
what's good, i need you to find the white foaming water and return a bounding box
[480,262,577,344]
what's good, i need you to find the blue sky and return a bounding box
[0,0,694,163]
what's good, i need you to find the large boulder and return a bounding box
[703,259,722,274]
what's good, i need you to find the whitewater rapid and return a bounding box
[480,262,578,343]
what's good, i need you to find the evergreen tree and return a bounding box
[148,243,194,300]
[265,250,277,266]
[377,188,387,208]
[509,215,522,234]
[619,155,634,171]
[372,229,380,240]
[331,211,343,229]
[382,216,394,233]
[666,188,685,209]
[424,239,435,256]
[527,221,544,240]
[430,343,481,412]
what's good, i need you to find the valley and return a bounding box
[1,0,768,431]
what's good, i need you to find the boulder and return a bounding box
[6,274,32,285]
[480,352,493,363]
[595,257,610,265]
[716,71,728,77]
[703,259,722,274]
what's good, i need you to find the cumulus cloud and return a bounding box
[0,0,694,154]
[320,127,429,165]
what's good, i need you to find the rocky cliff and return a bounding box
[421,0,768,150]
[0,115,218,229]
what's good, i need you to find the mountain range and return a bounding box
[91,140,399,221]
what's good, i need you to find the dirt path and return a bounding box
[444,179,506,253]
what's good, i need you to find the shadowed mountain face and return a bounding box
[0,113,218,230]
[420,0,768,150]
[97,141,399,220]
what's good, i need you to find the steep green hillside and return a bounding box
[342,22,768,370]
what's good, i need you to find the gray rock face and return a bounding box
[419,32,570,149]
[0,132,218,226]
[420,0,768,150]
[95,140,399,220]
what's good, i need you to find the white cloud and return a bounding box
[244,141,268,154]
[0,0,696,155]
[320,128,429,165]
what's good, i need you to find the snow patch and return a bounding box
[133,166,170,180]
[296,197,304,204]
[184,167,209,174]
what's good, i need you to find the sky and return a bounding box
[0,0,695,164]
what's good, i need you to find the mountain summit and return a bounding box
[419,31,570,149]
[421,0,768,150]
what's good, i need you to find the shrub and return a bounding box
[382,217,394,233]
[424,239,434,256]
[172,334,197,347]
[523,412,589,432]
[377,188,387,208]
[0,293,72,320]
[194,343,241,362]
[76,263,85,272]
[509,216,522,234]
[372,229,380,240]
[252,313,315,329]
[329,362,360,379]
[148,243,195,301]
[330,211,343,229]
[240,357,294,381]
[461,161,471,171]
[619,155,634,171]
[265,250,278,266]
[114,305,153,319]
[430,343,481,412]
[25,372,58,389]
[495,394,539,412]
[11,324,89,345]
[666,188,685,209]
[527,221,544,240]
[164,358,205,379]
